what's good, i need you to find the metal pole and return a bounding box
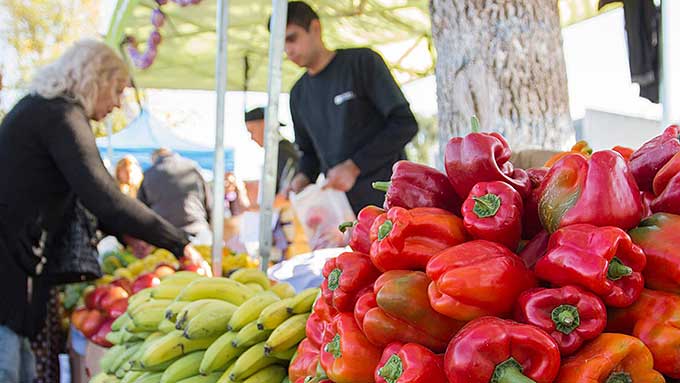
[211,0,230,277]
[258,0,288,272]
[661,0,680,126]
[106,118,114,168]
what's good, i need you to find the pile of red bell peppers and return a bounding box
[289,123,680,383]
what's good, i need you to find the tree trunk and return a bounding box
[431,0,572,152]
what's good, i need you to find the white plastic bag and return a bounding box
[290,183,356,250]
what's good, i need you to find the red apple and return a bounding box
[131,273,160,294]
[107,298,128,319]
[81,310,106,338]
[154,265,176,279]
[99,286,129,312]
[111,278,133,294]
[70,307,89,331]
[85,286,110,310]
[90,318,114,347]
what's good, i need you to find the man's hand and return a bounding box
[323,159,360,192]
[182,245,213,277]
[287,173,312,195]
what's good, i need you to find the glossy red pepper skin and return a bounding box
[319,313,383,383]
[514,286,607,355]
[369,207,468,272]
[462,181,523,251]
[341,206,384,254]
[373,160,462,215]
[630,124,680,192]
[607,289,680,378]
[444,317,561,383]
[523,167,549,240]
[613,145,635,161]
[534,224,646,308]
[321,252,380,313]
[354,271,465,352]
[651,151,680,215]
[426,240,536,321]
[519,230,550,269]
[374,342,447,383]
[289,339,321,383]
[641,191,655,218]
[445,131,530,200]
[305,312,326,348]
[629,213,680,294]
[537,150,643,233]
[313,292,339,323]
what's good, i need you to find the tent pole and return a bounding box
[106,118,114,170]
[661,0,679,125]
[258,0,288,272]
[211,0,230,277]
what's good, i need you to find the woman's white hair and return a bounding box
[29,39,129,117]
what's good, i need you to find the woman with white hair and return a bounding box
[0,40,207,381]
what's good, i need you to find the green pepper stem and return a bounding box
[338,221,356,233]
[551,304,581,335]
[325,334,342,359]
[472,193,502,218]
[605,372,633,383]
[492,358,537,383]
[327,268,342,291]
[471,115,481,133]
[378,220,393,240]
[607,257,633,281]
[372,181,391,192]
[377,354,403,383]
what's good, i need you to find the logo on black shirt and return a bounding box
[333,91,356,106]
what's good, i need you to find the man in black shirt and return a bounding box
[244,107,300,194]
[277,1,418,213]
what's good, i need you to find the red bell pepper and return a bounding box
[445,131,530,200]
[641,191,655,218]
[305,312,326,348]
[651,151,680,215]
[523,167,549,239]
[320,313,382,383]
[462,181,523,250]
[534,224,646,308]
[629,213,680,293]
[372,160,462,215]
[313,292,339,323]
[90,318,114,347]
[537,150,643,233]
[375,342,447,383]
[612,145,635,161]
[289,339,321,383]
[426,240,536,321]
[369,207,468,272]
[630,124,680,192]
[544,140,592,168]
[339,205,384,254]
[514,286,607,355]
[555,333,665,383]
[321,251,380,313]
[354,271,465,352]
[444,317,561,383]
[518,230,550,269]
[607,289,680,378]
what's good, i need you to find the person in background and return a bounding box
[0,40,207,382]
[274,1,418,213]
[115,155,144,198]
[138,148,213,243]
[244,107,300,195]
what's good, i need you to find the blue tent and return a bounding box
[96,109,234,174]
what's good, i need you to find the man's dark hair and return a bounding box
[268,1,319,32]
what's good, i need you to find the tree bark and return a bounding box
[431,0,573,152]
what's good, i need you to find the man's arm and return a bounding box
[350,50,418,174]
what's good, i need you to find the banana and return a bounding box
[106,330,123,345]
[134,372,163,383]
[256,298,294,330]
[175,373,223,383]
[158,318,177,334]
[216,362,236,383]
[140,330,218,369]
[227,292,280,332]
[89,372,119,383]
[175,299,227,330]
[269,346,297,361]
[126,332,168,371]
[176,277,254,305]
[111,313,132,332]
[241,365,287,383]
[131,300,171,332]
[160,351,205,383]
[107,342,142,374]
[152,283,189,300]
[264,313,309,355]
[120,370,144,383]
[245,283,264,293]
[120,330,152,344]
[127,288,155,311]
[183,301,238,339]
[286,288,320,314]
[270,282,296,299]
[165,301,190,321]
[199,332,242,375]
[100,344,125,373]
[232,322,272,349]
[229,269,271,291]
[162,271,204,284]
[229,342,279,382]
